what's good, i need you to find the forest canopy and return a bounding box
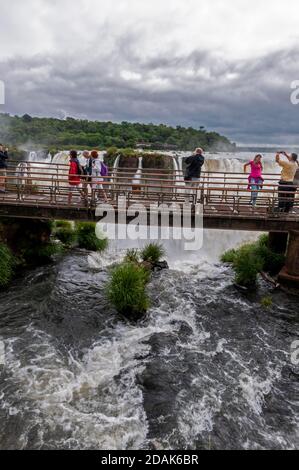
[0,113,236,152]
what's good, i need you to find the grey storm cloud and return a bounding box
[1,0,299,144]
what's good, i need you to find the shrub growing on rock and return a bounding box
[76,222,108,252]
[221,235,286,288]
[141,243,165,265]
[221,249,237,264]
[125,249,140,264]
[54,221,76,246]
[233,244,264,287]
[107,262,150,317]
[255,235,285,274]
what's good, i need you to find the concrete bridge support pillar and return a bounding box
[268,231,288,254]
[279,230,299,287]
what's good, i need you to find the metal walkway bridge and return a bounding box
[0,160,298,231]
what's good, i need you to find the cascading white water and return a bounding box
[1,225,297,450]
[2,150,295,453]
[163,151,281,175]
[172,156,185,193]
[132,157,143,186]
[28,150,283,179]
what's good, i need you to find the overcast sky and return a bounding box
[1,0,299,144]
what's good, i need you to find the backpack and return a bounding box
[100,162,109,177]
[69,159,79,175]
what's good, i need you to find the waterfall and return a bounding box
[51,151,70,165]
[172,155,184,192]
[178,154,183,174]
[132,157,143,186]
[112,155,120,174]
[28,151,38,162]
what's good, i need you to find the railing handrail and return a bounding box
[7,160,283,177]
[1,175,297,192]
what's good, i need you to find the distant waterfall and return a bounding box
[132,157,143,186]
[51,151,70,165]
[172,155,184,187]
[28,151,38,162]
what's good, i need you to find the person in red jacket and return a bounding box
[68,150,83,204]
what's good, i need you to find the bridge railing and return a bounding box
[0,161,298,219]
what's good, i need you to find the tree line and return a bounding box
[0,113,236,152]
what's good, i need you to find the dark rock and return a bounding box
[153,260,169,272]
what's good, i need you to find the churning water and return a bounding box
[0,230,298,450]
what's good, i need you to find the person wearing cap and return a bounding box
[244,154,264,206]
[184,148,205,203]
[0,144,8,193]
[275,151,298,213]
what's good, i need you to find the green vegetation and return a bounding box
[233,244,264,287]
[0,243,14,288]
[76,222,108,252]
[104,147,175,169]
[221,235,286,288]
[124,249,140,264]
[220,249,237,264]
[141,243,165,265]
[24,242,63,265]
[108,243,167,318]
[0,113,236,152]
[254,234,285,274]
[54,220,76,246]
[108,262,150,317]
[261,296,273,309]
[0,217,110,288]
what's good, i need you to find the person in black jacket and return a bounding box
[0,144,8,193]
[184,148,205,203]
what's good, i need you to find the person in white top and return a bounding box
[90,150,108,203]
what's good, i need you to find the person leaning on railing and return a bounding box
[275,151,298,213]
[183,147,205,203]
[0,144,8,193]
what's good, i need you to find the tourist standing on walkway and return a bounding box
[276,152,298,213]
[0,144,8,193]
[90,150,108,203]
[184,148,205,203]
[68,150,83,205]
[244,154,264,206]
[80,150,93,197]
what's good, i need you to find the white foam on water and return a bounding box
[1,326,151,449]
[238,368,281,416]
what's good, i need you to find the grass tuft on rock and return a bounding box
[261,296,273,309]
[124,249,140,264]
[141,243,165,265]
[233,244,264,287]
[107,262,150,317]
